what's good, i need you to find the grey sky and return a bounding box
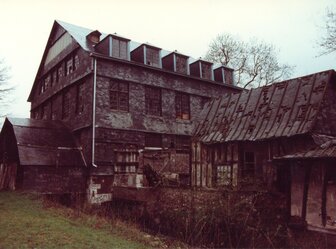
[0,0,335,118]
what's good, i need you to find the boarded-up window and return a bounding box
[76,83,85,115]
[146,47,160,67]
[175,92,190,120]
[109,81,129,111]
[201,63,212,80]
[145,86,161,116]
[145,133,162,148]
[62,90,70,119]
[112,39,128,60]
[175,56,188,74]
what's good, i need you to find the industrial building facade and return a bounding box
[0,20,240,203]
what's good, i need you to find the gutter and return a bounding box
[92,56,98,167]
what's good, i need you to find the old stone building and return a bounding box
[0,20,240,203]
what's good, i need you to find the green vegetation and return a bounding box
[0,191,166,249]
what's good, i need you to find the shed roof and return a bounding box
[193,70,336,143]
[274,138,336,161]
[1,117,86,167]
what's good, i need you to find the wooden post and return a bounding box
[321,164,328,227]
[301,162,312,221]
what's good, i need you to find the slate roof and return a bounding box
[1,117,86,167]
[193,70,336,143]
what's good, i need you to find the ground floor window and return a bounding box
[217,165,232,186]
[243,151,255,177]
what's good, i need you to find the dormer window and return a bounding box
[95,34,130,60]
[162,51,189,74]
[214,66,234,85]
[86,30,101,44]
[189,59,213,80]
[131,44,161,68]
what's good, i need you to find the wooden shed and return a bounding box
[274,137,336,233]
[0,117,87,193]
[192,69,336,190]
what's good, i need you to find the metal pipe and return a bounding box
[92,57,98,167]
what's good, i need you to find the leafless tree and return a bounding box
[0,58,14,118]
[205,33,294,89]
[319,8,336,56]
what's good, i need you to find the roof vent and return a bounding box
[86,30,101,44]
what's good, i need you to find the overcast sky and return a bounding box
[0,0,335,119]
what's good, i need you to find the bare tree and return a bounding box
[0,58,14,118]
[319,8,336,56]
[205,33,294,89]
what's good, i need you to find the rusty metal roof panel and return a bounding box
[225,90,251,141]
[194,70,335,144]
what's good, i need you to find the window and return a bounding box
[175,92,190,120]
[66,57,73,75]
[145,133,162,148]
[201,63,212,80]
[217,165,232,186]
[109,81,129,111]
[62,90,70,119]
[175,56,187,74]
[146,48,160,67]
[76,83,85,114]
[145,86,161,116]
[112,39,128,60]
[243,151,255,176]
[65,52,78,76]
[57,66,63,80]
[175,136,191,151]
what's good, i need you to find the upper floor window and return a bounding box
[110,81,129,111]
[65,51,78,76]
[146,47,160,67]
[76,83,85,115]
[112,39,128,60]
[62,90,71,119]
[145,86,161,116]
[175,92,190,120]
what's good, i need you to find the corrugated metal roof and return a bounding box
[3,118,85,167]
[193,70,335,143]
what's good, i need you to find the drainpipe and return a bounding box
[92,56,98,167]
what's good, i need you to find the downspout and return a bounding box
[92,56,98,167]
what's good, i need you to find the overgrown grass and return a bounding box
[0,191,169,249]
